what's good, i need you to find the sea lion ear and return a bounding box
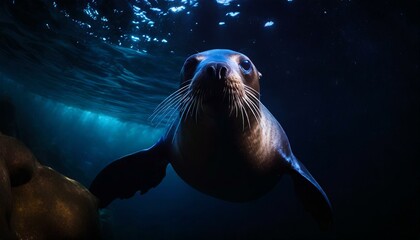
[258,72,262,79]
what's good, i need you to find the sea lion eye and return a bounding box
[239,59,252,74]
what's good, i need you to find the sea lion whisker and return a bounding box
[227,88,232,116]
[184,93,198,122]
[244,86,258,95]
[150,85,190,123]
[155,86,189,110]
[222,85,227,100]
[244,85,260,96]
[244,88,261,102]
[243,96,261,126]
[235,96,240,118]
[196,88,205,121]
[151,92,186,123]
[228,88,234,116]
[196,94,203,123]
[232,94,239,118]
[154,102,181,128]
[238,99,245,131]
[165,108,180,129]
[166,94,192,123]
[153,89,190,118]
[171,100,190,141]
[153,90,192,127]
[243,92,262,123]
[152,105,178,127]
[164,104,181,137]
[172,120,181,143]
[244,90,261,111]
[166,91,195,126]
[248,98,262,121]
[190,96,198,123]
[189,92,198,118]
[240,98,251,130]
[230,90,236,117]
[246,92,260,105]
[152,83,190,114]
[172,95,195,143]
[244,89,262,108]
[193,90,202,123]
[250,99,262,124]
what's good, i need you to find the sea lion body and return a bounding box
[170,98,286,202]
[90,49,333,228]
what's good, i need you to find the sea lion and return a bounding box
[90,49,333,228]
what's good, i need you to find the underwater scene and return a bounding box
[0,0,418,239]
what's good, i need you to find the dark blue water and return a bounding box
[0,0,418,239]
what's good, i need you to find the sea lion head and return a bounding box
[179,49,262,125]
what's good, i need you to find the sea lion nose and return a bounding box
[206,63,229,80]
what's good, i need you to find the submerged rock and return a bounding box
[0,133,100,239]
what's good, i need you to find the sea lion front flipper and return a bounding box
[288,156,333,230]
[90,141,169,208]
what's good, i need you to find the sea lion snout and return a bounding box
[205,62,230,81]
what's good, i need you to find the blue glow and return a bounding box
[169,6,186,13]
[48,0,222,52]
[143,35,152,42]
[45,101,164,159]
[216,0,234,6]
[226,12,240,17]
[131,35,140,42]
[133,5,141,15]
[84,3,99,20]
[0,78,165,168]
[150,8,162,12]
[179,0,199,7]
[264,21,274,27]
